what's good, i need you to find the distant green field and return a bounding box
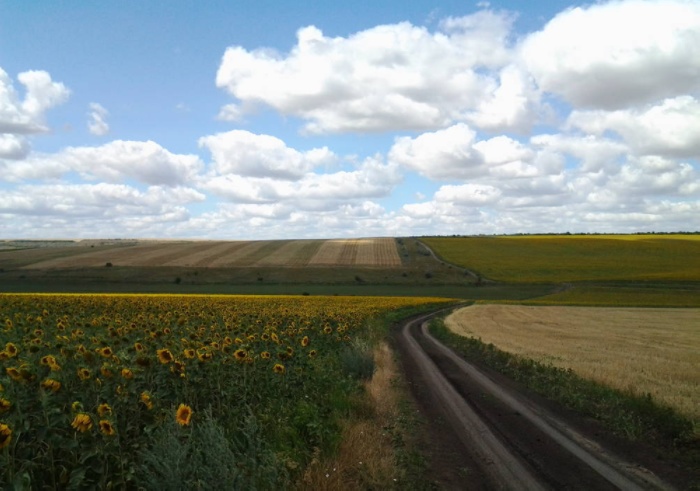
[516,285,700,307]
[421,235,700,283]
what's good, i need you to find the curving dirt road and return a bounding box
[393,310,680,490]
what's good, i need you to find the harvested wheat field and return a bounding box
[17,238,402,269]
[445,304,700,421]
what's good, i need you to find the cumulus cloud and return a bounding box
[198,130,336,180]
[0,67,70,134]
[0,134,30,160]
[216,11,520,133]
[435,183,502,205]
[521,0,700,109]
[202,155,401,207]
[567,96,700,158]
[389,123,545,180]
[87,102,110,136]
[2,140,204,186]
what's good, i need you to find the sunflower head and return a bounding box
[0,398,11,413]
[300,336,310,347]
[99,347,113,358]
[176,403,193,426]
[71,413,93,433]
[233,349,247,362]
[97,403,112,418]
[156,349,174,364]
[140,391,154,410]
[77,368,91,381]
[99,420,117,436]
[0,423,12,449]
[40,378,61,393]
[121,368,134,380]
[273,363,285,375]
[5,342,18,357]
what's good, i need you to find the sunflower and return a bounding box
[71,413,93,433]
[183,348,195,359]
[273,363,285,374]
[156,349,174,364]
[176,403,193,426]
[134,342,145,352]
[260,351,271,360]
[270,333,279,343]
[77,368,91,381]
[0,398,11,413]
[100,365,114,378]
[40,379,61,393]
[4,342,18,358]
[97,403,112,418]
[140,391,154,410]
[233,349,247,362]
[5,368,23,383]
[0,423,11,449]
[40,355,57,366]
[308,349,318,359]
[99,420,117,436]
[71,401,83,412]
[323,326,333,335]
[99,347,113,358]
[300,336,310,347]
[121,368,134,380]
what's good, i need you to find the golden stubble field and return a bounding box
[445,304,700,422]
[15,238,402,269]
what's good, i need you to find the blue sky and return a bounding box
[1,0,699,239]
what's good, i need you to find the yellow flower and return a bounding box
[77,368,91,381]
[176,403,193,426]
[99,420,116,436]
[4,343,18,358]
[0,423,12,449]
[71,413,93,433]
[140,391,154,410]
[183,348,195,359]
[121,368,134,380]
[97,403,112,418]
[71,401,82,412]
[233,349,247,361]
[40,355,57,366]
[0,398,11,413]
[308,349,318,359]
[300,336,310,347]
[273,363,285,374]
[260,351,271,360]
[134,342,145,352]
[156,349,174,364]
[6,367,23,382]
[40,379,61,393]
[99,346,113,358]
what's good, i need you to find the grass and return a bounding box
[421,235,700,283]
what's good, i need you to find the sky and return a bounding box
[1,0,699,239]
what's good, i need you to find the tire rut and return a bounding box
[394,310,676,490]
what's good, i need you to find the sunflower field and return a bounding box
[0,293,449,489]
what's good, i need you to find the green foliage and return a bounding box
[339,339,375,381]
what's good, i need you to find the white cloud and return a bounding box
[202,155,400,207]
[3,140,204,186]
[530,134,627,172]
[0,134,30,160]
[568,96,700,158]
[216,11,518,133]
[87,102,110,136]
[199,130,336,180]
[388,123,483,179]
[521,0,700,109]
[0,67,70,134]
[435,183,501,205]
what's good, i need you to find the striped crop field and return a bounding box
[421,235,700,282]
[12,238,403,270]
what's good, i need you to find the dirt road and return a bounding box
[393,310,678,490]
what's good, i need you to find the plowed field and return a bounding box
[16,238,402,269]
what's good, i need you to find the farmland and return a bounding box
[445,304,700,423]
[421,234,700,283]
[0,293,451,489]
